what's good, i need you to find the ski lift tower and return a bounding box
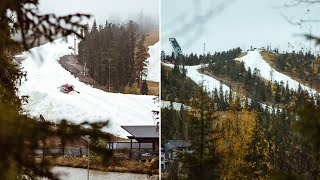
[169,38,182,58]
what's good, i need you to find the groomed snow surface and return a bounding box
[162,63,279,112]
[236,50,318,95]
[18,37,158,138]
[144,42,160,82]
[162,63,230,94]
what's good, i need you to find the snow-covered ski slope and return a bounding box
[145,42,160,82]
[162,63,279,112]
[18,37,158,138]
[236,50,318,95]
[162,63,230,94]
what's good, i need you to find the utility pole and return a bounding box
[87,138,89,180]
[238,72,241,95]
[74,34,77,55]
[109,58,111,92]
[307,9,311,53]
[82,135,90,180]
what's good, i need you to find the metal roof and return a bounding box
[163,140,191,151]
[121,125,159,138]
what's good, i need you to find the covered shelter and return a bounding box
[121,125,159,160]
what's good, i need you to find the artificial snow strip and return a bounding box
[18,36,158,138]
[144,42,160,82]
[235,50,319,95]
[161,62,280,112]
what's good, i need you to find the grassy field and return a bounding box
[144,31,159,48]
[202,68,288,109]
[260,51,276,69]
[147,81,159,96]
[260,51,320,91]
[51,154,158,175]
[239,52,248,58]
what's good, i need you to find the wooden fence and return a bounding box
[35,147,88,158]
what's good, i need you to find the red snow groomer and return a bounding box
[59,83,79,94]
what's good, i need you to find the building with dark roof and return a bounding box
[120,125,159,160]
[122,125,159,142]
[161,139,192,170]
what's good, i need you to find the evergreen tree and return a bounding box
[218,83,226,111]
[140,80,148,95]
[161,50,165,62]
[180,85,221,179]
[0,1,112,179]
[77,19,145,92]
[228,84,233,103]
[134,35,149,86]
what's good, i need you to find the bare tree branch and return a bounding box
[305,34,320,45]
[12,0,91,50]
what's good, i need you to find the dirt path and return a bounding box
[58,55,110,92]
[59,55,159,95]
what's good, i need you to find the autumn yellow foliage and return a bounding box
[215,109,257,178]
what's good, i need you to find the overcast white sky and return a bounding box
[39,0,159,25]
[161,0,320,55]
[37,0,320,55]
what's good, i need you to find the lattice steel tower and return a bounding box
[169,38,182,58]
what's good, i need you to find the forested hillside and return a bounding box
[78,20,149,93]
[260,50,320,91]
[162,49,320,109]
[161,48,320,179]
[161,65,201,104]
[161,47,241,65]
